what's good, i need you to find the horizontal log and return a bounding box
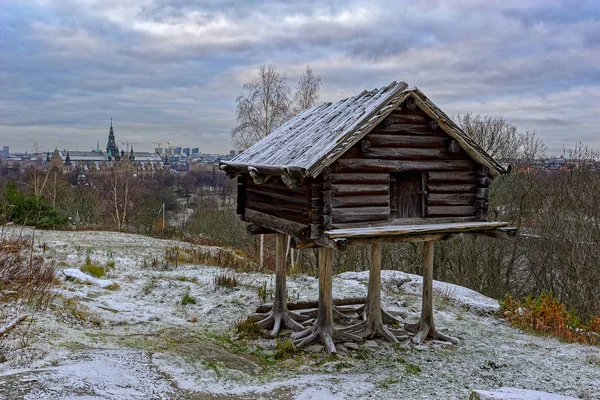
[384,114,428,124]
[332,206,390,224]
[247,180,309,200]
[333,159,473,173]
[246,201,308,223]
[222,163,306,177]
[427,205,476,217]
[332,216,477,230]
[255,297,367,313]
[363,147,448,160]
[332,195,389,208]
[427,183,476,193]
[247,224,276,235]
[427,171,476,183]
[331,184,389,196]
[427,193,475,206]
[331,173,389,184]
[367,134,447,148]
[326,221,508,240]
[246,189,308,208]
[372,124,432,135]
[245,209,309,239]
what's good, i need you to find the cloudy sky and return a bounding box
[1,0,598,155]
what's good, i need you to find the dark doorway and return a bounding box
[390,172,424,218]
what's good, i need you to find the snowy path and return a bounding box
[0,228,598,400]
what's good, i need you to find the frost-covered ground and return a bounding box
[0,227,599,400]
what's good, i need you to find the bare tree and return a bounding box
[95,170,139,231]
[293,66,322,113]
[231,65,291,150]
[456,113,545,164]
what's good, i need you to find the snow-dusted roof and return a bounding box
[59,151,107,161]
[220,81,505,179]
[132,152,162,161]
[222,81,409,179]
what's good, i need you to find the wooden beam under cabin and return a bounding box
[244,209,309,240]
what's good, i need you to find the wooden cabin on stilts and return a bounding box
[220,81,513,353]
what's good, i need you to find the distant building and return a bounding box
[0,146,9,158]
[174,147,182,155]
[106,118,119,159]
[183,148,190,157]
[191,148,199,155]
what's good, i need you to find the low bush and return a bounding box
[235,318,262,340]
[275,338,297,360]
[501,292,600,345]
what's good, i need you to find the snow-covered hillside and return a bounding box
[0,228,598,399]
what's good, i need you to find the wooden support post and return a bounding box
[342,242,406,342]
[292,247,360,353]
[405,241,459,344]
[255,233,308,335]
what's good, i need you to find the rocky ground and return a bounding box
[0,227,599,400]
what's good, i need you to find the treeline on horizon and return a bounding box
[1,64,600,324]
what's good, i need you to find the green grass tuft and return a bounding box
[181,291,197,306]
[275,338,297,360]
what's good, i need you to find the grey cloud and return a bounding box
[1,0,599,155]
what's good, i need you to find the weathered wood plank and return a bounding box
[427,183,476,193]
[331,195,389,208]
[326,221,508,239]
[427,205,476,217]
[245,209,309,239]
[427,193,476,206]
[246,201,309,223]
[247,179,309,200]
[332,207,390,223]
[333,159,473,173]
[247,224,276,235]
[330,173,389,184]
[427,171,476,183]
[332,216,477,230]
[331,184,389,196]
[383,114,428,124]
[372,124,432,135]
[367,134,447,148]
[363,147,448,160]
[246,188,309,207]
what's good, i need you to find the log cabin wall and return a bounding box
[245,175,312,224]
[330,96,490,228]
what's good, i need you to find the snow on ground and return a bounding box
[0,227,599,400]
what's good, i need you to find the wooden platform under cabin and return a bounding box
[325,221,510,243]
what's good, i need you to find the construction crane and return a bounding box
[121,141,140,152]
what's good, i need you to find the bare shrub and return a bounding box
[0,232,56,349]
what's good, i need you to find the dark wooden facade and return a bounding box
[235,95,494,243]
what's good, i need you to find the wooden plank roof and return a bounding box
[221,81,506,181]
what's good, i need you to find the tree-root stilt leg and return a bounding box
[292,247,362,353]
[405,241,459,345]
[254,234,306,336]
[340,243,404,343]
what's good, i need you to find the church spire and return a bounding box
[106,118,118,159]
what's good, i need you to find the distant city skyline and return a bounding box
[1,1,599,155]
